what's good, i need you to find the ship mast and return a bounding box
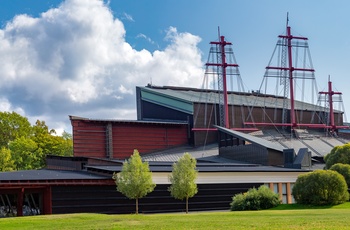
[269,15,313,129]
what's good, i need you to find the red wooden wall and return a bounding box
[71,117,189,159]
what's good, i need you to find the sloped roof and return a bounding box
[215,126,285,152]
[69,115,187,125]
[86,162,306,173]
[138,85,332,112]
[0,169,109,181]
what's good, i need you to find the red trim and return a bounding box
[231,128,260,131]
[244,122,349,129]
[192,128,217,131]
[192,127,260,132]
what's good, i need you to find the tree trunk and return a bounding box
[136,198,138,214]
[186,196,188,214]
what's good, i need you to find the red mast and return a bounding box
[270,21,312,128]
[207,35,238,128]
[319,76,343,132]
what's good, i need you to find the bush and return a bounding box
[324,144,350,169]
[330,163,350,188]
[292,170,349,205]
[230,185,280,211]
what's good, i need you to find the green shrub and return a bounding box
[330,163,350,188]
[324,144,350,169]
[292,170,349,205]
[230,185,280,211]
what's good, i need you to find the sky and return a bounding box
[1,0,350,134]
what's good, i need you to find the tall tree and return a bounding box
[9,137,43,170]
[0,111,32,148]
[113,150,156,214]
[0,147,15,171]
[0,113,73,171]
[168,152,198,214]
[32,120,73,158]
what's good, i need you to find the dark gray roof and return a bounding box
[142,144,220,162]
[0,169,109,181]
[215,126,285,152]
[69,115,187,125]
[87,162,307,173]
[139,85,331,112]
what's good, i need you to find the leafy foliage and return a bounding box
[9,137,43,170]
[0,111,32,148]
[32,120,73,158]
[330,163,350,188]
[0,147,14,171]
[0,111,73,171]
[324,144,350,169]
[168,153,198,213]
[230,185,280,211]
[113,150,156,214]
[292,170,349,205]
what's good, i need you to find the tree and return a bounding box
[0,111,32,148]
[31,120,73,160]
[112,149,156,214]
[330,163,350,188]
[9,137,44,170]
[168,153,198,214]
[0,113,73,171]
[292,170,349,205]
[0,147,15,171]
[324,144,350,169]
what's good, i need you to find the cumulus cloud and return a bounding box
[0,0,204,133]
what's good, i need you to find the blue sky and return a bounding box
[0,0,349,133]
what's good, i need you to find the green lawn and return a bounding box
[1,203,350,230]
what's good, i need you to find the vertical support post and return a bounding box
[287,26,296,128]
[278,183,283,202]
[43,186,52,214]
[286,182,292,204]
[17,188,24,216]
[220,36,230,129]
[106,122,113,159]
[328,79,335,130]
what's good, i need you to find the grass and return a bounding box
[1,203,350,230]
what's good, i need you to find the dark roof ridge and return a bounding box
[144,84,284,99]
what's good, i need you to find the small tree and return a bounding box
[168,153,198,213]
[330,163,350,188]
[292,170,349,205]
[113,149,156,214]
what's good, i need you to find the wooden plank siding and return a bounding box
[51,183,263,214]
[71,118,189,159]
[112,124,189,159]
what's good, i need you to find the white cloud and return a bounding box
[137,33,156,45]
[118,85,133,95]
[123,12,134,22]
[0,0,204,132]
